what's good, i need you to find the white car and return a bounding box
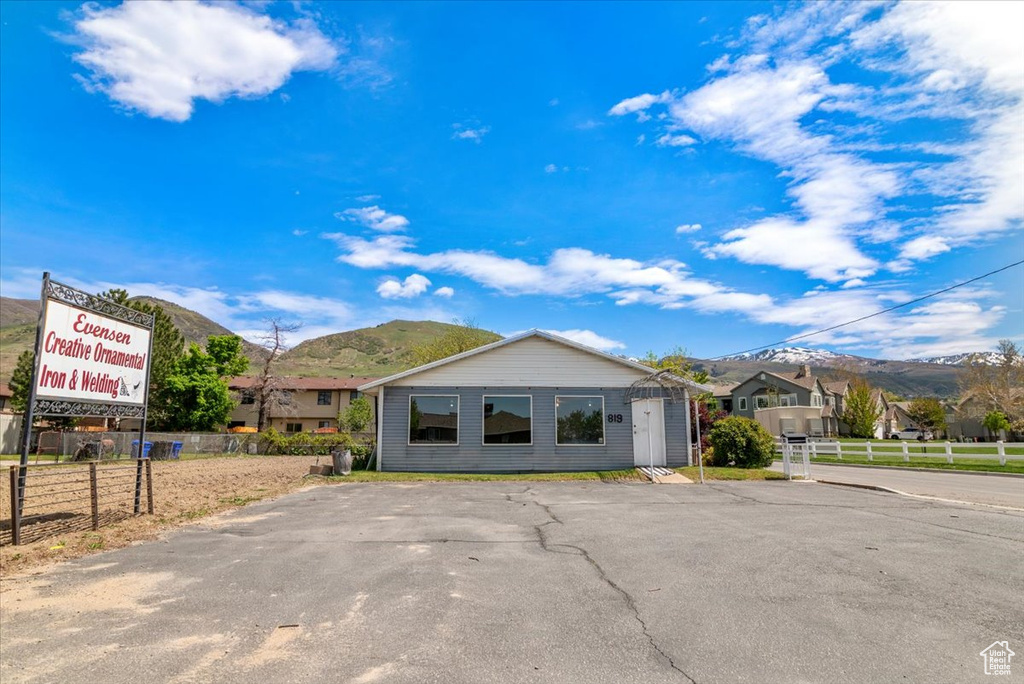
[890,427,933,441]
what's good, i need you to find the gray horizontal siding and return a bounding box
[381,386,693,472]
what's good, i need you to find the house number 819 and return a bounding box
[607,413,623,423]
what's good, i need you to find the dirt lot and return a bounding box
[0,456,317,577]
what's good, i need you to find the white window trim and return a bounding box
[482,395,533,447]
[755,395,771,410]
[738,396,748,411]
[408,394,460,447]
[555,395,606,447]
[811,393,822,407]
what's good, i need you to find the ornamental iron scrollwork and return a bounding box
[33,399,146,418]
[46,279,154,329]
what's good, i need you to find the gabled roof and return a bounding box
[229,376,376,391]
[734,369,823,394]
[823,380,849,396]
[358,329,714,394]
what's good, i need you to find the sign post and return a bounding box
[15,273,154,527]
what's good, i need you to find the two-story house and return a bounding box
[727,364,830,436]
[227,376,378,434]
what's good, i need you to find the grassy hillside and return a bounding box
[0,297,39,328]
[275,320,502,377]
[692,358,962,398]
[130,296,268,364]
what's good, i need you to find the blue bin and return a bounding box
[171,441,183,459]
[131,440,153,459]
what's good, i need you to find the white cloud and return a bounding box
[291,229,307,236]
[336,205,410,232]
[542,329,626,351]
[355,194,381,202]
[376,273,431,299]
[433,286,455,298]
[609,2,1023,280]
[608,91,672,121]
[70,1,338,122]
[451,124,491,143]
[656,133,697,147]
[636,134,646,145]
[899,235,951,261]
[549,98,560,106]
[544,163,558,174]
[675,223,702,234]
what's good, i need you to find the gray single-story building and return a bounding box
[358,330,712,472]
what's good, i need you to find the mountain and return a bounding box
[129,297,269,364]
[907,351,1003,366]
[691,355,964,398]
[0,295,267,381]
[274,320,502,378]
[719,346,856,365]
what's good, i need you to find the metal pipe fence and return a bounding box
[43,431,258,462]
[2,460,153,546]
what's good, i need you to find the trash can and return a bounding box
[131,440,153,459]
[171,441,183,459]
[332,449,353,476]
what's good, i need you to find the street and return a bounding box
[2,480,1022,683]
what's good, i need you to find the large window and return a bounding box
[409,395,459,445]
[738,397,748,411]
[317,390,332,406]
[556,396,604,446]
[240,390,255,405]
[483,396,532,445]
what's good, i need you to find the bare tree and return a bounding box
[959,339,1024,420]
[249,319,301,432]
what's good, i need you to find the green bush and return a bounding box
[708,417,776,468]
[258,428,355,455]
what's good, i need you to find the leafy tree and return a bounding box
[840,379,883,438]
[708,416,776,468]
[907,397,947,435]
[98,289,185,426]
[340,396,374,434]
[983,411,1011,438]
[638,346,710,385]
[959,339,1024,421]
[160,335,249,431]
[9,349,79,429]
[410,319,496,366]
[8,350,33,413]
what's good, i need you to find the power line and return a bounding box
[709,258,1024,361]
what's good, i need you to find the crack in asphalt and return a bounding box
[514,492,697,683]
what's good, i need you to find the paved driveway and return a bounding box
[2,481,1022,684]
[771,462,1024,508]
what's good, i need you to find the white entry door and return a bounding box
[632,398,667,467]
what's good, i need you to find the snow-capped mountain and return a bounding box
[719,346,852,364]
[907,351,1002,366]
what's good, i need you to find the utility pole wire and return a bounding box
[709,258,1024,361]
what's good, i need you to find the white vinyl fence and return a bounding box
[776,439,1023,466]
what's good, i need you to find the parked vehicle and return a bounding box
[890,427,933,441]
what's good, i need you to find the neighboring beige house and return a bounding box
[227,377,378,433]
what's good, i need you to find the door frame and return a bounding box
[631,398,667,467]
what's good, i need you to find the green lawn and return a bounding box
[675,466,787,481]
[788,454,1024,475]
[328,467,786,482]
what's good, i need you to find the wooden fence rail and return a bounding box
[775,440,1024,466]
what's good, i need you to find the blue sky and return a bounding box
[1,1,1021,359]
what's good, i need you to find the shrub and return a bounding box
[258,428,355,455]
[708,416,776,468]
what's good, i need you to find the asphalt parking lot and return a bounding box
[2,480,1022,684]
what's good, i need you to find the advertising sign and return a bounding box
[34,299,152,407]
